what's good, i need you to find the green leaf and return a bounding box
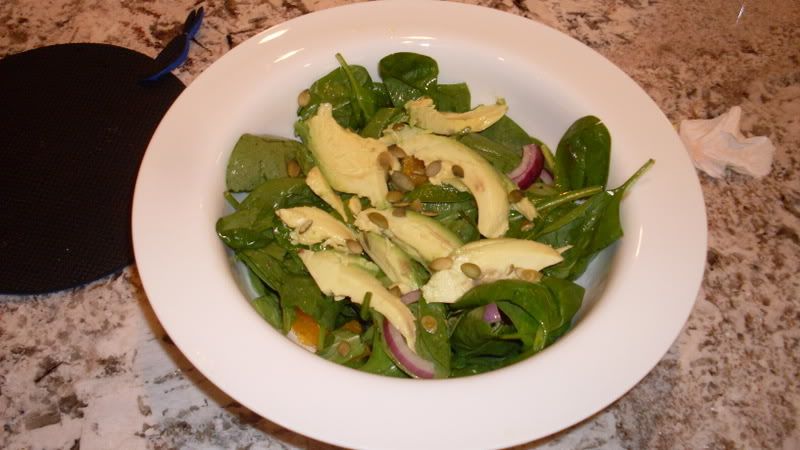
[554,116,611,191]
[379,52,439,95]
[279,275,342,331]
[358,314,409,377]
[454,280,562,333]
[335,53,377,129]
[404,183,474,203]
[413,299,451,378]
[251,292,282,330]
[225,134,314,192]
[496,301,546,352]
[458,132,521,174]
[297,63,376,130]
[360,107,406,138]
[479,115,536,153]
[451,307,519,357]
[432,83,471,113]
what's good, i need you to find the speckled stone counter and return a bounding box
[1,1,798,449]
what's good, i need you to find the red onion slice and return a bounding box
[400,289,421,305]
[383,319,435,379]
[507,144,544,190]
[483,303,502,324]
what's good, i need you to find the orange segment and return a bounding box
[291,308,320,348]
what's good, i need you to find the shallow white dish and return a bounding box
[132,2,707,448]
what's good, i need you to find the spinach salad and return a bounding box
[216,52,653,378]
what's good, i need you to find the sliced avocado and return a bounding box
[362,232,430,294]
[305,166,347,220]
[422,238,563,304]
[305,103,389,208]
[275,206,358,253]
[355,208,462,264]
[386,127,512,238]
[298,249,417,350]
[405,97,507,135]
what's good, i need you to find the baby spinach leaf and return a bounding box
[413,299,451,378]
[405,183,474,203]
[479,115,535,153]
[360,107,406,138]
[335,53,377,129]
[251,292,282,330]
[539,277,583,334]
[454,280,562,333]
[379,52,439,96]
[279,275,342,332]
[538,159,653,279]
[237,247,288,293]
[382,77,423,108]
[451,307,519,357]
[496,301,546,352]
[451,353,519,377]
[555,116,610,191]
[297,63,375,129]
[432,83,471,113]
[225,134,314,192]
[459,132,521,173]
[370,82,393,108]
[216,208,275,250]
[237,177,316,211]
[358,314,409,378]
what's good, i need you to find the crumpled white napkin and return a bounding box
[679,106,775,178]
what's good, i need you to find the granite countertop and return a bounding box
[1,0,798,449]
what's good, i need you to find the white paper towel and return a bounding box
[679,106,775,178]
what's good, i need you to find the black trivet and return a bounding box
[0,43,185,294]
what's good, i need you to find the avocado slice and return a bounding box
[386,127,514,238]
[275,206,358,253]
[355,208,462,264]
[422,238,563,304]
[361,232,429,294]
[304,103,389,208]
[405,97,508,135]
[305,166,348,220]
[298,249,417,350]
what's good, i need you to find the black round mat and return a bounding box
[0,43,185,295]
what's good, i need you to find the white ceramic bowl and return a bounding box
[132,2,707,448]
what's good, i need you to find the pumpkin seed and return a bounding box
[368,212,389,229]
[409,199,423,212]
[392,207,407,217]
[421,315,438,333]
[429,257,453,271]
[297,89,311,107]
[425,160,442,177]
[286,159,301,178]
[451,164,464,178]
[388,144,406,158]
[508,189,524,203]
[516,268,541,282]
[391,171,415,192]
[386,191,404,203]
[336,341,350,356]
[460,262,482,279]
